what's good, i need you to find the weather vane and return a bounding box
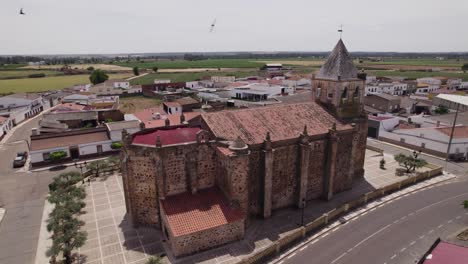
[338,24,343,39]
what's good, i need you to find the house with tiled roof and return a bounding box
[120,39,368,257]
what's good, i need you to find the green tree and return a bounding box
[464,200,468,208]
[462,63,468,73]
[89,69,109,85]
[394,153,428,173]
[146,256,162,264]
[49,151,67,161]
[434,105,449,115]
[133,66,140,76]
[86,66,94,71]
[86,160,109,178]
[47,172,87,264]
[152,66,158,73]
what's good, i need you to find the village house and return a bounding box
[0,93,45,124]
[120,39,368,257]
[364,93,401,113]
[0,116,14,140]
[88,79,142,96]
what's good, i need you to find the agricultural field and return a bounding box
[0,73,131,94]
[253,60,324,67]
[0,70,64,80]
[0,64,27,69]
[362,59,467,67]
[368,70,468,81]
[119,96,162,114]
[115,59,264,69]
[21,63,132,72]
[130,71,259,85]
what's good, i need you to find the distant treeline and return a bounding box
[1,51,468,65]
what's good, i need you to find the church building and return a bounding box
[120,39,368,257]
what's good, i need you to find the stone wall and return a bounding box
[353,122,368,178]
[272,145,298,210]
[169,219,245,257]
[307,140,326,200]
[333,133,354,193]
[248,151,263,215]
[126,156,159,226]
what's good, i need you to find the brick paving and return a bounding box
[75,150,438,264]
[76,175,165,264]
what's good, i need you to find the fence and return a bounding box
[239,164,443,264]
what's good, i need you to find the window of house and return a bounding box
[354,86,359,97]
[328,92,333,99]
[97,145,103,154]
[317,88,321,98]
[43,152,50,161]
[341,87,348,99]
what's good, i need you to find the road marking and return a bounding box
[331,252,347,264]
[420,235,425,239]
[401,247,406,252]
[456,216,461,219]
[428,230,434,234]
[408,212,414,216]
[354,224,391,249]
[278,261,284,264]
[401,216,407,220]
[448,220,453,223]
[391,254,397,259]
[394,220,399,224]
[287,253,296,259]
[299,246,307,252]
[438,224,444,228]
[410,241,416,246]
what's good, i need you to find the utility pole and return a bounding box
[74,161,87,184]
[445,103,460,168]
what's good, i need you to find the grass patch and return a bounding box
[115,59,265,69]
[130,71,259,85]
[368,70,468,81]
[0,64,28,70]
[0,70,64,80]
[0,73,131,94]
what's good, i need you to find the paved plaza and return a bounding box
[69,149,440,264]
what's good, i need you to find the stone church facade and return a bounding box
[120,39,368,257]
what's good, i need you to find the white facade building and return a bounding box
[365,82,407,96]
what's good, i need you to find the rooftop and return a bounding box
[105,120,140,131]
[30,128,110,151]
[52,103,93,113]
[316,39,358,81]
[143,112,200,129]
[202,102,351,145]
[132,127,201,146]
[161,187,245,237]
[176,97,200,106]
[367,93,401,101]
[436,125,468,139]
[423,241,468,264]
[5,93,42,101]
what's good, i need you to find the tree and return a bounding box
[86,160,109,178]
[86,66,94,71]
[152,66,158,73]
[464,200,468,208]
[47,172,87,264]
[111,142,123,149]
[89,69,109,85]
[394,152,428,173]
[434,105,449,115]
[133,66,140,76]
[49,151,67,161]
[146,256,162,264]
[462,63,468,73]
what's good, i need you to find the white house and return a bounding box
[230,83,294,101]
[0,93,45,123]
[211,76,236,83]
[105,120,141,141]
[365,82,407,96]
[417,77,442,87]
[154,79,171,84]
[0,115,14,140]
[29,127,114,167]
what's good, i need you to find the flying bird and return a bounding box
[210,18,216,32]
[19,8,26,15]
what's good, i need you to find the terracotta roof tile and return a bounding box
[143,112,200,129]
[175,97,199,106]
[202,102,350,145]
[132,127,201,146]
[436,125,468,138]
[423,241,468,264]
[161,187,245,237]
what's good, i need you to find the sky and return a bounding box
[1,0,468,55]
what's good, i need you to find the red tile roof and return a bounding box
[161,187,245,237]
[144,112,200,129]
[423,241,468,264]
[202,102,351,145]
[436,125,468,138]
[132,127,201,146]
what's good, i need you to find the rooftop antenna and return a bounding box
[338,24,343,39]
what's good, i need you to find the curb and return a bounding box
[0,208,5,226]
[271,173,457,264]
[34,199,53,264]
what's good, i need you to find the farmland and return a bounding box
[115,59,264,69]
[368,70,468,81]
[0,70,64,80]
[130,71,259,85]
[21,63,132,72]
[119,96,162,114]
[0,73,131,94]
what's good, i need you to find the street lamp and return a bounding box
[74,161,87,184]
[297,198,306,226]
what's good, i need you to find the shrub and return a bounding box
[111,142,123,149]
[28,73,46,78]
[379,158,386,169]
[464,200,468,208]
[49,151,67,161]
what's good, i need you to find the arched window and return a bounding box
[341,87,348,99]
[354,86,360,97]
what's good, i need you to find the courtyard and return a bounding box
[70,149,437,264]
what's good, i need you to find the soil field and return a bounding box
[130,71,259,85]
[21,64,132,72]
[119,96,162,114]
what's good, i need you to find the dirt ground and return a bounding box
[119,96,162,114]
[21,64,132,71]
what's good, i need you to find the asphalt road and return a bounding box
[0,112,76,264]
[281,179,468,264]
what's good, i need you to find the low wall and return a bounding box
[366,145,384,154]
[239,164,444,264]
[379,137,447,159]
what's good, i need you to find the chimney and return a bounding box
[165,118,170,127]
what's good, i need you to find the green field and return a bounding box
[116,59,265,69]
[369,70,468,81]
[130,71,259,85]
[0,70,64,80]
[0,74,131,94]
[363,59,467,67]
[0,64,28,69]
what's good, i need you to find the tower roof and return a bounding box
[316,39,358,81]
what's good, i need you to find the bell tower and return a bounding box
[312,39,366,121]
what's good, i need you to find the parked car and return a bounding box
[13,151,28,168]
